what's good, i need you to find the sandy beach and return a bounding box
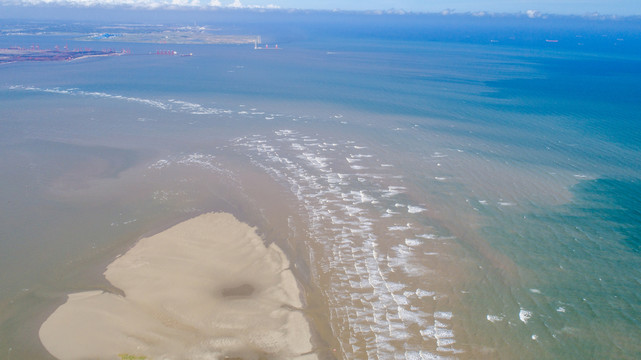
[39,212,316,360]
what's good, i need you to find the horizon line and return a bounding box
[1,3,640,19]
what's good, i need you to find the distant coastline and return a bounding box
[77,31,260,45]
[0,47,127,64]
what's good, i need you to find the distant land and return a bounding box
[0,47,126,64]
[78,30,260,45]
[0,23,262,63]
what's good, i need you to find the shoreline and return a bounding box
[0,48,125,64]
[39,212,317,360]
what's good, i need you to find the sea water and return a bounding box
[1,11,640,359]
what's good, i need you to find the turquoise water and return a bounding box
[1,12,640,359]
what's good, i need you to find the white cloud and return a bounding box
[526,9,542,18]
[171,0,201,7]
[3,0,278,9]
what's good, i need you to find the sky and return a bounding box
[257,0,640,15]
[1,0,640,15]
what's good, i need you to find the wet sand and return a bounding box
[39,212,316,360]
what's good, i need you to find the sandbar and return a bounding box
[39,212,316,359]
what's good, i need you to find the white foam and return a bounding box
[388,224,412,231]
[350,190,375,204]
[436,346,463,354]
[420,326,453,339]
[437,338,456,347]
[274,129,294,136]
[398,307,428,326]
[148,159,170,169]
[434,311,452,320]
[10,85,240,116]
[167,99,222,115]
[417,234,437,239]
[351,154,373,158]
[382,186,406,197]
[344,206,364,217]
[486,314,504,323]
[416,289,435,298]
[405,239,423,247]
[519,309,533,324]
[404,351,442,360]
[407,205,427,214]
[233,130,460,357]
[177,153,217,168]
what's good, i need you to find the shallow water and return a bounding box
[1,13,641,359]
